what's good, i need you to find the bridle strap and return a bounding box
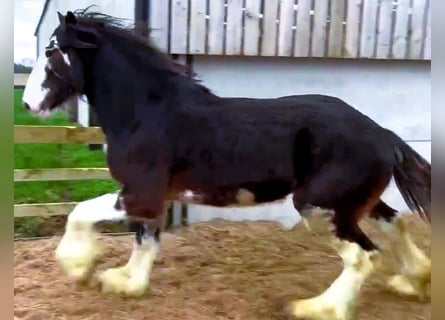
[45,39,66,80]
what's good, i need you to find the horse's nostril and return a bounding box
[23,102,30,110]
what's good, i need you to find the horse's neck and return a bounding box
[83,40,214,137]
[84,57,161,135]
[88,88,165,138]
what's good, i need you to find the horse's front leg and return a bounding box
[95,168,169,297]
[97,219,162,297]
[55,192,127,283]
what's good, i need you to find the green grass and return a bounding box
[14,89,119,237]
[14,89,119,204]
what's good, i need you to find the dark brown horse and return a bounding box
[22,9,430,320]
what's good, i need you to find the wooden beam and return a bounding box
[14,74,29,89]
[170,0,189,54]
[14,168,111,182]
[14,202,78,217]
[376,0,394,59]
[14,201,179,219]
[294,0,311,57]
[14,125,105,144]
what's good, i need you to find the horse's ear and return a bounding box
[65,11,77,25]
[57,12,65,25]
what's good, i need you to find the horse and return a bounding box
[22,9,431,320]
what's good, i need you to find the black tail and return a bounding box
[387,130,431,223]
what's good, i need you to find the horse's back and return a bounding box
[168,94,394,200]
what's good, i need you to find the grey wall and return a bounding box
[187,56,431,228]
[193,56,431,142]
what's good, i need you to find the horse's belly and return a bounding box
[171,167,295,207]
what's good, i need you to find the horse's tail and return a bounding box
[388,130,431,223]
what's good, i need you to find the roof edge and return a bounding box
[34,0,51,36]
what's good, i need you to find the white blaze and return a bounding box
[22,55,50,111]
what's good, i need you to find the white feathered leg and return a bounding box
[98,223,160,297]
[55,192,127,282]
[289,239,379,320]
[378,215,431,299]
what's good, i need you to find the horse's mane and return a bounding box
[70,6,200,80]
[72,6,150,46]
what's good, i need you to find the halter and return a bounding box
[44,39,65,80]
[45,38,59,54]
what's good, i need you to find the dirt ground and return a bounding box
[14,215,430,320]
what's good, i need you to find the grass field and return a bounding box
[14,89,119,237]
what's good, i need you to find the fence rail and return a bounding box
[14,202,78,218]
[14,73,28,89]
[14,125,105,144]
[14,124,184,227]
[149,0,431,60]
[14,168,111,182]
[14,123,110,218]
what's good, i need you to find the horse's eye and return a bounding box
[45,50,52,58]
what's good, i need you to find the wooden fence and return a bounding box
[14,125,109,218]
[14,74,28,88]
[14,77,184,228]
[149,0,431,60]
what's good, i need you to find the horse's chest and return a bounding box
[105,148,157,185]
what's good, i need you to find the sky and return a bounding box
[14,0,45,64]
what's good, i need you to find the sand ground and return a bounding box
[14,215,430,320]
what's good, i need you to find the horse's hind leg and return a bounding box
[369,200,431,299]
[288,209,380,320]
[287,169,389,320]
[55,192,127,283]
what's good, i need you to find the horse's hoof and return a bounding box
[387,274,430,300]
[55,246,101,283]
[281,300,298,319]
[55,228,103,283]
[97,267,148,297]
[283,298,357,320]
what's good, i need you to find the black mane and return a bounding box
[70,7,149,44]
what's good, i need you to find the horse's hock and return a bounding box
[14,216,430,320]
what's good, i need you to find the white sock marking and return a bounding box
[55,192,127,281]
[377,217,395,233]
[67,193,127,225]
[381,216,431,297]
[293,241,378,320]
[128,236,159,275]
[98,235,159,296]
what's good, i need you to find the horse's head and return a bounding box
[23,8,203,119]
[23,11,97,118]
